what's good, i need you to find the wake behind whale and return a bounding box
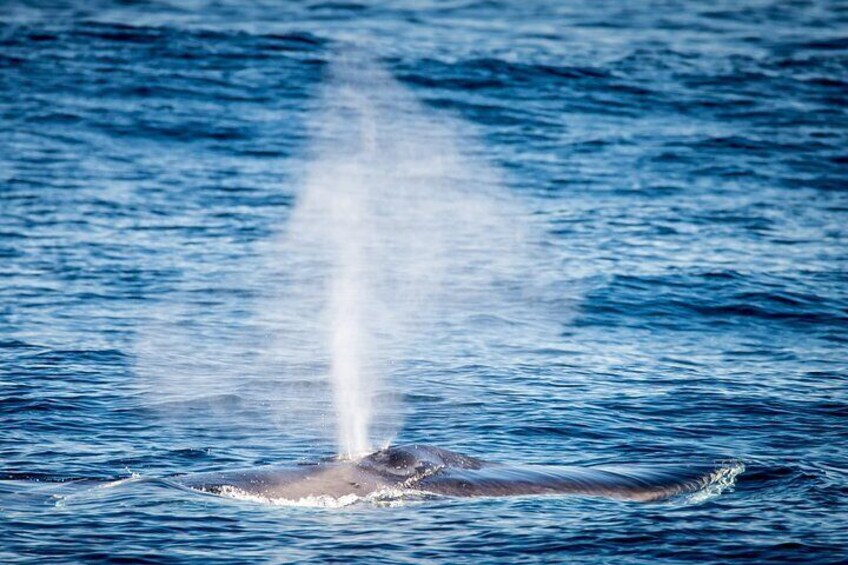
[175,445,743,506]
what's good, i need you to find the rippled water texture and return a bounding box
[2,1,847,563]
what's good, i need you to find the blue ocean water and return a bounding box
[2,0,847,563]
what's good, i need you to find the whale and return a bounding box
[175,444,741,503]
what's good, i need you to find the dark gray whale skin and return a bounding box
[175,445,733,503]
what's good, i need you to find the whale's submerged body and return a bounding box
[176,445,742,504]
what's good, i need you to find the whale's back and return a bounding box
[417,461,734,501]
[174,445,742,504]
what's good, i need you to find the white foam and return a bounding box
[208,485,427,508]
[679,462,746,504]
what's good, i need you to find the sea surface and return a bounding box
[2,1,847,563]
